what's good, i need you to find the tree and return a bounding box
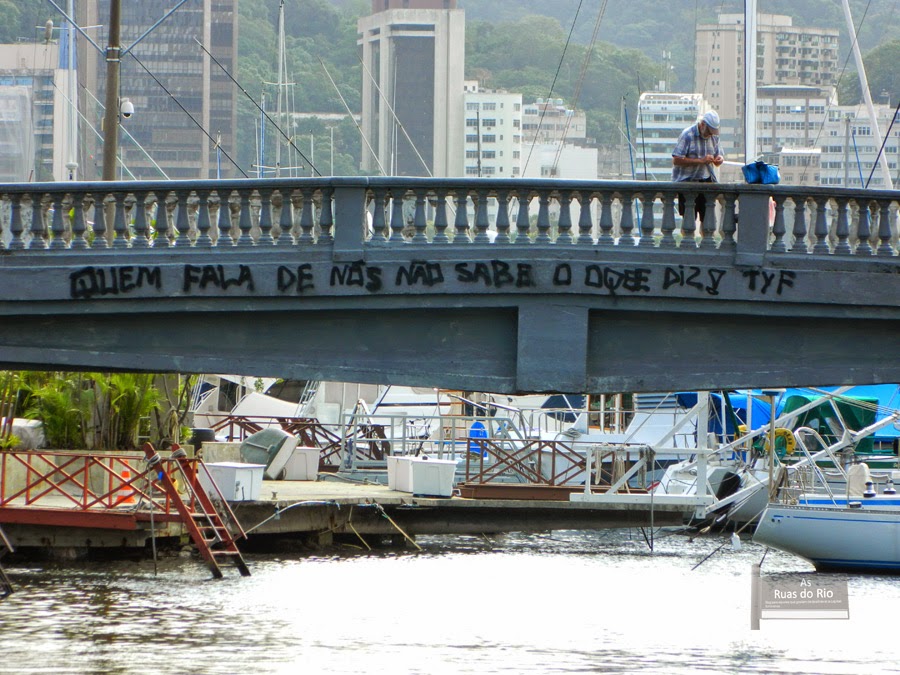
[836,39,900,108]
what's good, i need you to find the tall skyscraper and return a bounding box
[79,0,238,180]
[358,1,464,177]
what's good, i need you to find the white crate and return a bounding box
[199,462,265,501]
[283,447,320,481]
[409,457,457,497]
[386,455,413,492]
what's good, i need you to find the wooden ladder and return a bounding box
[143,443,251,579]
[0,524,14,599]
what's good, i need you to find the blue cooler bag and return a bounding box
[742,161,780,184]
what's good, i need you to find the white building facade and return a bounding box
[462,83,522,178]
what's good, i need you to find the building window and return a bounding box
[482,134,496,143]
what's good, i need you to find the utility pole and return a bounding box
[101,0,122,181]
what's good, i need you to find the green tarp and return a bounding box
[781,394,878,454]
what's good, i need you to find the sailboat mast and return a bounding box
[65,0,78,180]
[743,0,757,163]
[274,0,286,178]
[840,0,893,189]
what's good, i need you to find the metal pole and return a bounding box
[841,0,893,189]
[101,0,122,181]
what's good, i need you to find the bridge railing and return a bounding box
[0,177,897,257]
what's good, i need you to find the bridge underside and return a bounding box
[1,298,897,393]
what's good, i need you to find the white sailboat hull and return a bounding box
[754,503,900,572]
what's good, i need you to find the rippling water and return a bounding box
[2,529,900,674]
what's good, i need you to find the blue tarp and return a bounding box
[675,392,772,436]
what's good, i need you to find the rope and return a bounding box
[347,507,371,551]
[373,503,422,551]
[243,500,340,535]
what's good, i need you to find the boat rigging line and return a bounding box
[127,51,247,178]
[550,0,608,175]
[522,0,584,175]
[195,37,321,177]
[317,56,386,177]
[356,52,432,177]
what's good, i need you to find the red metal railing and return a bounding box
[0,448,230,526]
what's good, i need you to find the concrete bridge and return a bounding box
[0,176,898,394]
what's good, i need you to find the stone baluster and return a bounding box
[494,189,510,244]
[659,193,677,248]
[638,193,655,247]
[298,188,315,244]
[131,191,150,248]
[174,189,192,246]
[598,193,614,246]
[214,190,232,246]
[258,189,275,245]
[277,189,294,245]
[230,189,249,246]
[48,192,67,249]
[8,193,25,250]
[91,194,108,249]
[29,194,48,249]
[154,192,172,247]
[855,199,873,255]
[680,193,697,249]
[112,192,129,248]
[432,189,449,243]
[698,193,717,249]
[70,193,88,250]
[768,194,787,252]
[454,190,470,243]
[618,192,635,246]
[576,191,594,244]
[194,190,213,246]
[720,193,737,249]
[876,199,894,256]
[473,188,490,243]
[812,196,830,254]
[556,190,573,244]
[791,197,809,253]
[514,191,530,244]
[833,196,851,255]
[390,190,406,242]
[412,187,429,243]
[369,188,388,242]
[318,187,334,243]
[534,191,551,243]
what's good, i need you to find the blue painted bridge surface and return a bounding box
[0,176,898,394]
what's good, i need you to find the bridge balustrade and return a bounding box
[0,177,897,256]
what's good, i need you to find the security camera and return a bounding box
[121,99,134,118]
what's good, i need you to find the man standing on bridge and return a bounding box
[672,109,724,226]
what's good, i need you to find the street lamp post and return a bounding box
[101,0,122,181]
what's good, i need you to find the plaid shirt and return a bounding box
[672,123,721,182]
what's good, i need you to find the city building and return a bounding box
[358,1,465,177]
[462,82,522,178]
[521,98,588,145]
[78,0,238,180]
[756,84,835,158]
[695,13,838,155]
[818,104,900,189]
[0,43,58,182]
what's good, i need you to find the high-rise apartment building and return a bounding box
[818,104,900,189]
[79,0,238,180]
[463,83,522,178]
[695,14,838,144]
[756,84,835,157]
[358,1,464,177]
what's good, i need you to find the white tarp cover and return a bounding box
[0,85,34,182]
